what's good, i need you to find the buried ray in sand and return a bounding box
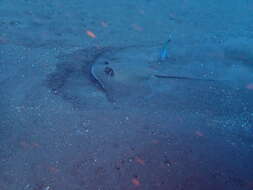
[46,41,253,109]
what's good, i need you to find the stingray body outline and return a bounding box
[46,42,217,107]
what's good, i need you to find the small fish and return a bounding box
[159,38,171,61]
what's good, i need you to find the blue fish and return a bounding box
[159,39,171,61]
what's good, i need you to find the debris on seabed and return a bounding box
[164,159,172,167]
[43,186,51,190]
[23,184,32,190]
[24,184,50,190]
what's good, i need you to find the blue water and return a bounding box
[0,0,253,189]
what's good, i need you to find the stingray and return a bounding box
[89,47,220,106]
[89,62,216,103]
[46,42,218,107]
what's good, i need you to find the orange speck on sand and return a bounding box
[135,157,145,165]
[246,83,253,90]
[95,45,102,49]
[31,143,40,148]
[195,131,204,137]
[86,30,96,38]
[132,178,141,186]
[246,181,253,188]
[20,141,31,149]
[48,167,59,173]
[151,139,159,144]
[20,141,40,149]
[131,24,143,31]
[101,21,108,27]
[0,36,8,43]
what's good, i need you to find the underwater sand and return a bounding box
[0,0,253,189]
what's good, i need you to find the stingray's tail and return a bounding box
[154,74,216,82]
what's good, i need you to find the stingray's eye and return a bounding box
[104,67,114,77]
[104,61,109,65]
